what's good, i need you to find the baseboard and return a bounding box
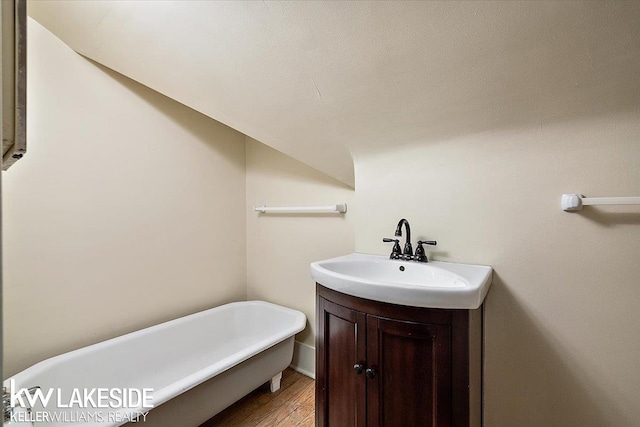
[290,340,315,379]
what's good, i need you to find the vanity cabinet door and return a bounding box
[366,315,452,427]
[317,285,475,427]
[316,296,368,427]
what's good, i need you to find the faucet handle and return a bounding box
[415,240,437,263]
[383,238,402,259]
[417,240,437,246]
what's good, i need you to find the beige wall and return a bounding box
[246,138,354,353]
[353,110,640,426]
[2,20,247,377]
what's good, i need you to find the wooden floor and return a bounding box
[200,369,315,427]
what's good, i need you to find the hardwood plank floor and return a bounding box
[200,369,314,427]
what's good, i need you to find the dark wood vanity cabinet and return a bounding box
[316,285,482,427]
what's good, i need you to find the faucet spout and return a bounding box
[395,219,413,258]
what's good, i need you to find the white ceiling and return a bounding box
[28,1,640,187]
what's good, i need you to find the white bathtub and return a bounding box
[3,301,306,427]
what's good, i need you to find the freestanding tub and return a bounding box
[3,301,306,427]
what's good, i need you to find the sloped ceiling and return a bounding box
[28,1,640,187]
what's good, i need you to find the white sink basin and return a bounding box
[310,253,492,309]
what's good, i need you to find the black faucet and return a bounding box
[395,218,413,260]
[383,218,437,262]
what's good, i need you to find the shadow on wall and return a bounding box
[485,274,629,427]
[578,208,640,227]
[81,55,244,157]
[247,137,353,191]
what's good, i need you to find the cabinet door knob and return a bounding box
[354,363,364,374]
[365,368,376,379]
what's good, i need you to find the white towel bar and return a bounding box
[561,194,640,211]
[254,204,347,214]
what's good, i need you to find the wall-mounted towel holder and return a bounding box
[561,194,640,211]
[254,204,347,214]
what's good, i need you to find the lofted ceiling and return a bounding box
[28,1,640,187]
